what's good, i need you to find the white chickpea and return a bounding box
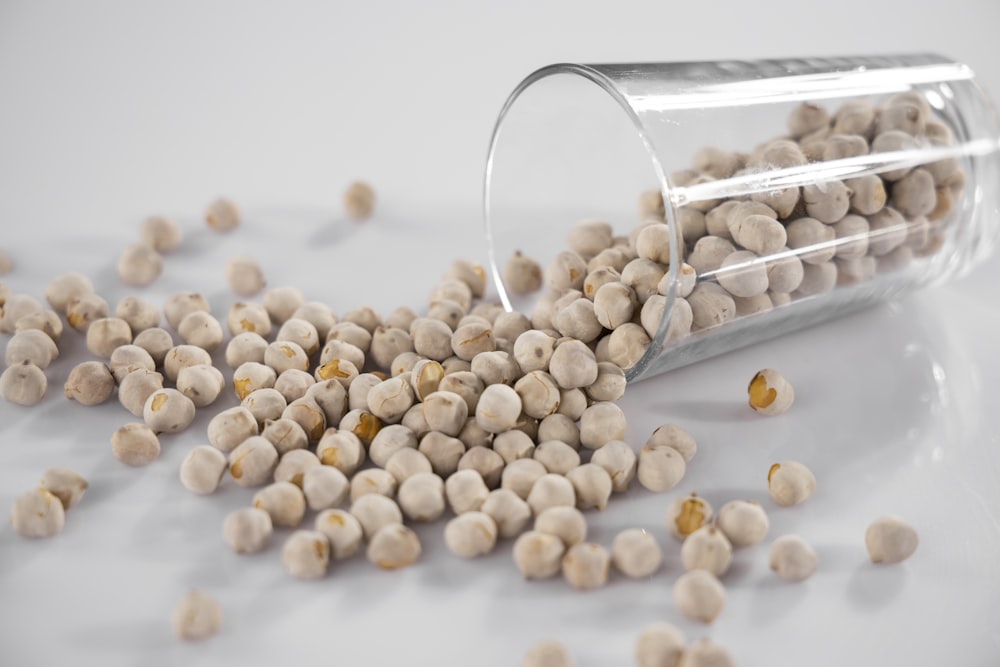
[367,524,422,570]
[445,469,490,514]
[64,361,115,406]
[537,414,580,450]
[177,364,225,408]
[305,380,348,425]
[349,468,397,502]
[503,251,544,295]
[715,500,769,548]
[368,423,418,468]
[241,387,287,425]
[444,511,499,558]
[139,215,182,252]
[748,368,795,416]
[15,309,64,343]
[163,292,210,332]
[590,440,637,493]
[179,445,228,495]
[397,471,446,522]
[228,436,279,487]
[767,534,820,583]
[579,401,627,450]
[143,388,196,434]
[385,447,433,485]
[421,390,469,436]
[865,515,919,564]
[111,423,161,466]
[673,569,726,623]
[561,542,611,590]
[565,464,613,511]
[612,528,663,578]
[133,327,173,367]
[314,509,364,560]
[534,506,587,548]
[281,397,327,444]
[514,370,561,421]
[681,525,733,576]
[9,488,64,538]
[207,406,259,453]
[164,344,213,383]
[315,430,365,476]
[225,256,267,296]
[109,345,155,383]
[227,302,272,337]
[38,467,88,510]
[281,530,330,579]
[547,339,598,390]
[261,418,309,456]
[645,424,697,462]
[457,446,505,488]
[437,371,485,413]
[666,493,713,540]
[513,329,557,374]
[44,273,93,314]
[526,474,576,516]
[205,197,241,231]
[117,243,163,286]
[475,383,522,433]
[634,622,685,667]
[470,349,521,387]
[349,493,403,540]
[222,507,273,554]
[6,329,59,368]
[533,441,581,476]
[767,460,816,507]
[501,458,548,500]
[176,311,224,352]
[301,465,349,511]
[171,590,222,641]
[480,488,532,539]
[275,368,316,403]
[273,449,321,487]
[512,530,566,579]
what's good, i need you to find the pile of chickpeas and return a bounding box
[1,95,932,666]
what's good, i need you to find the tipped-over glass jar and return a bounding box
[483,54,1000,382]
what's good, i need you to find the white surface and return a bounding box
[2,2,1000,666]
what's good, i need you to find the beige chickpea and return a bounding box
[716,250,769,298]
[681,525,733,576]
[526,473,576,516]
[513,530,566,579]
[578,401,626,450]
[366,376,414,424]
[535,506,587,548]
[445,469,490,514]
[620,258,665,304]
[637,444,686,493]
[666,493,713,540]
[65,293,109,333]
[480,488,532,539]
[273,449,320,487]
[547,339,598,389]
[338,407,382,445]
[793,261,838,297]
[261,417,308,456]
[178,364,225,408]
[396,471,446,522]
[767,460,816,507]
[111,423,161,466]
[241,387,287,425]
[1,293,44,333]
[301,465,349,511]
[769,534,819,582]
[171,590,222,641]
[533,441,580,476]
[228,436,279,487]
[163,292,210,331]
[133,327,173,367]
[458,416,492,450]
[470,349,521,387]
[10,488,65,538]
[748,368,795,416]
[264,341,310,375]
[681,639,735,667]
[109,345,156,383]
[222,507,273,554]
[349,468,397,502]
[139,215,183,252]
[425,294,466,330]
[474,383,522,433]
[179,446,228,495]
[44,272,93,314]
[349,491,402,538]
[457,446,505,489]
[1,361,48,406]
[343,181,375,220]
[39,467,88,510]
[612,528,663,578]
[501,458,548,500]
[538,415,580,452]
[227,302,272,337]
[565,464,613,511]
[207,406,259,453]
[445,511,499,558]
[276,368,316,403]
[504,251,544,295]
[315,430,365,475]
[645,424,697,462]
[583,266,622,301]
[83,317,132,359]
[561,542,611,590]
[7,329,59,368]
[15,309,64,343]
[117,368,165,418]
[117,243,163,286]
[512,329,556,374]
[205,197,241,232]
[716,500,769,548]
[635,622,685,667]
[291,301,337,340]
[803,180,851,223]
[314,509,363,560]
[385,447,433,485]
[586,362,627,403]
[143,388,196,434]
[566,218,613,258]
[369,326,414,371]
[282,530,330,579]
[590,440,637,493]
[367,524,422,569]
[233,361,277,400]
[115,296,161,333]
[673,569,725,623]
[225,256,266,296]
[253,482,306,528]
[544,250,587,292]
[554,298,603,344]
[368,423,418,468]
[177,311,224,352]
[314,358,359,389]
[262,286,306,326]
[865,515,919,564]
[164,344,212,383]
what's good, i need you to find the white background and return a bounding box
[1,2,999,666]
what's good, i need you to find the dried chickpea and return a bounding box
[513,530,566,579]
[282,530,330,579]
[139,216,183,252]
[865,515,919,564]
[716,500,769,548]
[445,469,490,514]
[634,622,685,667]
[222,507,273,554]
[612,528,663,579]
[343,181,375,220]
[15,309,63,343]
[39,467,88,510]
[565,464,613,511]
[579,402,627,450]
[562,542,611,590]
[481,488,532,539]
[681,525,733,576]
[65,293,109,333]
[163,292,210,331]
[366,524,422,569]
[534,441,580,476]
[133,327,173,366]
[314,509,363,559]
[504,251,544,294]
[315,430,365,476]
[500,458,547,501]
[273,449,320,487]
[666,493,713,540]
[179,446,228,495]
[10,488,64,538]
[233,362,277,400]
[117,243,163,286]
[535,506,587,548]
[226,256,266,296]
[767,461,816,507]
[143,388,196,434]
[769,534,818,582]
[537,414,580,451]
[177,364,225,408]
[252,482,306,528]
[385,448,433,485]
[526,474,576,516]
[44,273,93,314]
[177,311,224,352]
[6,329,59,368]
[109,345,155,383]
[349,468,397,502]
[164,344,212,383]
[228,436,279,487]
[1,361,47,406]
[682,639,735,667]
[590,440,637,493]
[457,446,506,488]
[748,368,794,415]
[301,465,349,511]
[207,406,259,453]
[227,302,272,337]
[205,197,240,232]
[111,423,161,466]
[673,569,725,623]
[445,511,499,558]
[475,383,522,433]
[261,417,308,456]
[171,590,222,640]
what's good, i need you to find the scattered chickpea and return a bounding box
[666,493,713,540]
[242,387,287,425]
[565,464,613,511]
[579,401,627,450]
[6,329,59,368]
[501,458,549,500]
[117,243,163,286]
[865,515,919,564]
[133,327,173,367]
[177,364,225,408]
[397,471,446,522]
[767,461,816,507]
[15,309,64,343]
[253,481,307,528]
[512,530,566,579]
[44,272,93,314]
[526,473,576,516]
[171,590,222,641]
[645,424,697,463]
[681,525,733,576]
[222,507,273,554]
[638,444,686,493]
[748,368,794,416]
[366,524,421,570]
[281,530,330,579]
[314,509,364,560]
[261,417,309,456]
[682,638,735,667]
[634,622,685,667]
[301,465,349,511]
[111,423,161,466]
[143,388,196,434]
[205,197,241,232]
[177,311,224,352]
[349,468,397,502]
[445,511,499,558]
[673,569,726,623]
[139,216,183,253]
[611,528,663,578]
[39,467,88,510]
[109,345,156,383]
[179,446,228,495]
[590,440,637,493]
[233,361,278,400]
[0,361,48,406]
[716,500,769,548]
[534,506,587,548]
[228,436,279,487]
[316,430,366,477]
[207,406,259,453]
[10,488,65,538]
[343,181,376,220]
[769,534,819,582]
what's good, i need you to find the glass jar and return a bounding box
[483,54,1000,382]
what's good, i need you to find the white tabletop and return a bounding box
[1,2,999,666]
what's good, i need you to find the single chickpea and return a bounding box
[171,590,222,640]
[748,368,794,415]
[767,461,816,507]
[164,344,213,383]
[533,441,581,476]
[673,569,725,623]
[205,197,241,232]
[272,448,320,488]
[315,430,366,476]
[314,509,364,560]
[177,445,228,495]
[666,493,714,540]
[7,329,59,368]
[501,458,548,500]
[366,376,415,424]
[163,292,210,332]
[39,467,88,510]
[634,622,685,667]
[66,361,115,406]
[227,302,272,337]
[565,464,613,511]
[638,444,686,493]
[590,440,637,493]
[397,471,446,522]
[370,326,414,370]
[301,465,349,511]
[225,256,267,296]
[480,488,532,539]
[349,468,397,502]
[44,272,93,314]
[366,524,421,570]
[504,251,544,295]
[457,446,505,489]
[111,423,161,466]
[470,349,521,386]
[261,417,309,456]
[263,286,306,326]
[445,511,499,558]
[368,423,419,468]
[865,515,919,564]
[768,534,819,582]
[475,383,522,433]
[228,436,279,487]
[534,506,587,548]
[0,361,47,406]
[561,542,611,590]
[143,388,196,434]
[385,448,432,485]
[716,500,769,548]
[445,469,490,514]
[66,293,109,333]
[133,327,173,367]
[681,525,733,576]
[612,528,663,578]
[15,309,64,343]
[109,345,156,383]
[846,174,887,215]
[645,424,697,462]
[512,530,566,579]
[281,530,330,579]
[178,364,225,408]
[139,216,183,253]
[177,311,224,352]
[343,181,376,220]
[222,507,273,554]
[526,473,576,516]
[207,406,259,453]
[117,243,163,286]
[233,361,277,400]
[10,487,65,538]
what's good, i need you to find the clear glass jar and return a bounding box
[484,54,1000,381]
